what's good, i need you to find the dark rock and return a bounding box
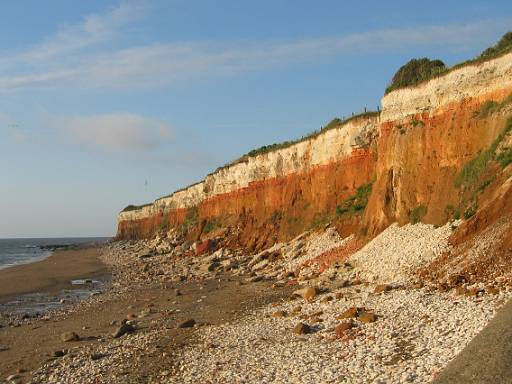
[178,319,196,328]
[53,350,66,358]
[293,322,311,335]
[112,323,135,338]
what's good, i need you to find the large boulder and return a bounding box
[195,239,217,256]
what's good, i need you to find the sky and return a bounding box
[1,0,511,238]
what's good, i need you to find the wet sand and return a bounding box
[0,273,290,381]
[0,247,108,303]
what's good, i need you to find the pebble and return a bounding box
[27,224,512,384]
[60,332,79,342]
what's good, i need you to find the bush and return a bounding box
[385,58,446,94]
[409,205,427,224]
[203,219,222,234]
[456,117,512,187]
[336,182,373,217]
[464,204,478,219]
[497,149,512,168]
[410,119,424,127]
[480,32,512,59]
[121,203,151,212]
[478,100,499,118]
[385,32,512,94]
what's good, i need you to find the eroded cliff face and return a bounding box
[117,52,512,252]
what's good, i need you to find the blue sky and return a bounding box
[1,0,511,238]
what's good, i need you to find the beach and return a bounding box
[0,224,509,383]
[0,247,109,303]
[0,243,287,382]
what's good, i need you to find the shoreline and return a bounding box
[0,229,509,383]
[0,246,109,304]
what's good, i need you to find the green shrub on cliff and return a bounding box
[479,32,512,60]
[497,149,512,168]
[336,182,373,217]
[180,207,198,232]
[385,31,512,94]
[121,203,152,212]
[456,117,512,187]
[409,205,427,224]
[385,58,447,94]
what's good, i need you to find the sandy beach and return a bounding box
[0,247,108,303]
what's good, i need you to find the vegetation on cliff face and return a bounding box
[409,205,427,224]
[456,117,512,188]
[476,93,512,118]
[385,31,512,94]
[336,182,373,217]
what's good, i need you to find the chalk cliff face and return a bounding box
[117,52,512,251]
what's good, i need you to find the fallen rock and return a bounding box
[271,310,287,318]
[178,319,196,328]
[60,332,79,342]
[246,275,263,283]
[335,320,355,338]
[455,286,467,296]
[374,284,392,294]
[53,350,66,358]
[196,239,217,256]
[251,259,270,272]
[337,307,362,319]
[465,287,480,297]
[293,286,318,302]
[357,311,377,323]
[293,322,311,335]
[112,323,135,338]
[486,286,499,295]
[6,375,20,383]
[320,295,333,303]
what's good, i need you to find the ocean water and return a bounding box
[0,237,110,270]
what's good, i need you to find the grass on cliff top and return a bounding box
[385,31,512,94]
[157,111,380,202]
[121,203,152,213]
[230,111,379,163]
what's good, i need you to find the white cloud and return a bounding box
[59,113,174,153]
[0,7,510,91]
[21,2,144,63]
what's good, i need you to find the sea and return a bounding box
[0,237,110,270]
[0,237,111,316]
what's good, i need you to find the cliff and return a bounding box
[117,50,512,254]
